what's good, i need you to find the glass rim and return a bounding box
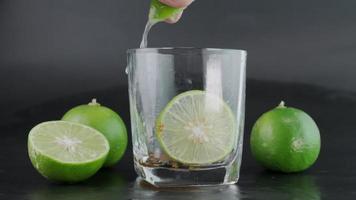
[127,47,247,55]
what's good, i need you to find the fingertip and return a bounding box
[164,18,179,24]
[159,0,194,8]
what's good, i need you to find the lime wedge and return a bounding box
[28,121,109,182]
[149,0,184,22]
[156,90,236,165]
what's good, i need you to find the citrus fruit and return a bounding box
[250,101,321,173]
[149,0,184,22]
[28,121,109,182]
[62,99,128,167]
[156,90,236,165]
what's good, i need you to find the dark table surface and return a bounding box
[1,80,355,200]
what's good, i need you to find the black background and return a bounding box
[2,0,356,111]
[1,0,356,199]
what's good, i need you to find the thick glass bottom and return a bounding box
[134,160,240,187]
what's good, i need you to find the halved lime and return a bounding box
[149,0,184,22]
[156,90,236,165]
[28,121,109,182]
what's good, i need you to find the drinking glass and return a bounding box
[127,47,247,187]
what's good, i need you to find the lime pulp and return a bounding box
[156,90,236,165]
[28,121,109,182]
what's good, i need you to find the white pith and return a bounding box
[55,136,82,153]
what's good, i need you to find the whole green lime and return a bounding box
[250,101,320,173]
[62,99,128,167]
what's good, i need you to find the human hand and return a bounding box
[158,0,194,23]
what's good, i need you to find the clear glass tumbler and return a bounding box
[127,47,247,187]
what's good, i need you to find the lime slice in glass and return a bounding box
[28,121,109,182]
[156,90,236,165]
[149,0,184,22]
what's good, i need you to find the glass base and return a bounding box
[134,161,240,187]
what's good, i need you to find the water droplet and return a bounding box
[185,78,192,85]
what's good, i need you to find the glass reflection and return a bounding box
[27,170,127,200]
[241,171,321,200]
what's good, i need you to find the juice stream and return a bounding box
[140,21,155,48]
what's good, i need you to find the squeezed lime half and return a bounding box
[149,0,184,22]
[28,121,109,182]
[156,90,236,165]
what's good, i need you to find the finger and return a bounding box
[159,0,194,8]
[164,11,183,24]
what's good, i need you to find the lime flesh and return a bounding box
[156,90,236,165]
[28,121,109,182]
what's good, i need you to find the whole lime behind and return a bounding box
[62,99,128,167]
[250,101,320,173]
